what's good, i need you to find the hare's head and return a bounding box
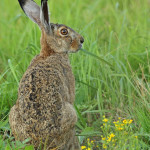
[18,0,84,55]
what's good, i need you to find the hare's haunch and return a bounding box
[9,0,84,149]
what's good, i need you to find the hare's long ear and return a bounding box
[18,0,41,27]
[40,0,51,33]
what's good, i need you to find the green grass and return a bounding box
[0,0,150,149]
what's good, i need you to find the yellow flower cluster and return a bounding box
[103,118,108,123]
[123,119,133,124]
[102,116,109,127]
[81,138,94,150]
[101,133,115,143]
[81,146,91,150]
[113,119,133,131]
[103,144,107,149]
[81,117,137,149]
[107,133,115,142]
[100,117,138,149]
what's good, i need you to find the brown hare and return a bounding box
[9,0,84,149]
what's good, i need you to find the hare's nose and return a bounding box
[80,37,84,44]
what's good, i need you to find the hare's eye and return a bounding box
[60,28,68,35]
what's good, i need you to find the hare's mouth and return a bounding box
[74,44,82,52]
[79,43,83,49]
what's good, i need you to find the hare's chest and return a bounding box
[61,64,75,104]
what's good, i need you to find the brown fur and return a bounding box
[71,40,80,51]
[40,31,55,57]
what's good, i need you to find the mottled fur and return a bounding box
[9,0,84,149]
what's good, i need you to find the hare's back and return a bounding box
[18,54,75,114]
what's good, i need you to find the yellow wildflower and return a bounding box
[103,118,108,122]
[121,124,124,126]
[135,136,138,139]
[103,115,105,118]
[86,148,91,150]
[123,119,127,124]
[110,133,115,138]
[107,133,115,142]
[102,137,106,141]
[81,146,86,149]
[107,137,111,142]
[117,127,123,131]
[118,117,121,120]
[114,121,119,124]
[103,123,106,126]
[87,138,90,141]
[103,144,107,149]
[128,119,133,124]
[91,140,94,144]
[115,124,119,127]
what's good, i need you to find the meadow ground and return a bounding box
[0,0,150,149]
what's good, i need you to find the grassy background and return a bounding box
[0,0,150,149]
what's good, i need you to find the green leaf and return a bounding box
[81,49,113,68]
[25,145,34,150]
[5,144,12,150]
[80,127,99,136]
[8,59,19,85]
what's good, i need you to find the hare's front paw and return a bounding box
[61,102,77,131]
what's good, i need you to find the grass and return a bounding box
[0,0,150,149]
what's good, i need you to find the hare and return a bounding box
[9,0,84,149]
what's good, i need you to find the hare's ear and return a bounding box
[40,0,51,33]
[18,0,42,27]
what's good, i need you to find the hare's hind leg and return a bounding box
[65,129,81,150]
[74,136,81,150]
[9,105,23,140]
[9,105,29,142]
